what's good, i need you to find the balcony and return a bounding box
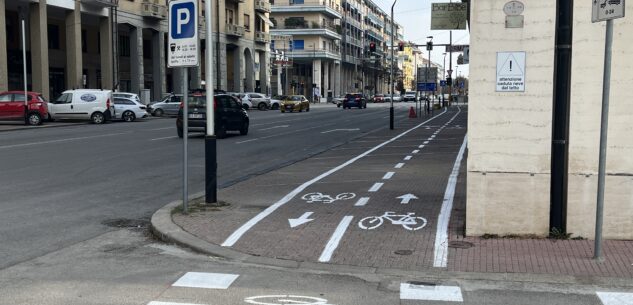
[344,36,362,47]
[285,48,341,61]
[141,0,166,19]
[255,31,271,43]
[226,23,245,37]
[80,0,118,7]
[272,0,342,19]
[343,15,362,30]
[255,0,271,13]
[365,29,384,41]
[272,18,341,40]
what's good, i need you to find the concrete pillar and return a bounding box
[100,15,113,90]
[312,59,322,102]
[0,0,7,92]
[65,1,82,89]
[172,68,184,94]
[323,62,330,101]
[218,41,227,91]
[243,48,254,92]
[334,62,341,97]
[30,0,49,98]
[232,48,242,92]
[190,38,201,89]
[259,51,268,95]
[130,26,144,94]
[151,31,165,100]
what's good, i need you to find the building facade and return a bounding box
[467,1,633,239]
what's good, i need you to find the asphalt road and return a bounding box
[0,103,413,271]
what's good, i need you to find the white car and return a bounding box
[239,92,271,110]
[48,89,115,124]
[113,92,142,105]
[403,91,417,102]
[269,96,284,110]
[113,97,149,122]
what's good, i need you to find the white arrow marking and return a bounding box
[260,125,290,131]
[321,128,360,134]
[288,212,314,228]
[397,193,419,204]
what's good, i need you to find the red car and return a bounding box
[0,91,49,125]
[372,94,385,103]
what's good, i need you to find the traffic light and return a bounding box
[446,77,452,86]
[426,41,433,51]
[398,42,404,52]
[369,42,376,53]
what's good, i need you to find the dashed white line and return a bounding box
[423,141,429,144]
[418,145,425,148]
[383,172,395,180]
[368,182,384,192]
[148,126,174,131]
[412,149,420,154]
[150,136,178,141]
[319,216,354,262]
[404,155,412,161]
[0,132,129,150]
[354,197,370,206]
[395,163,405,169]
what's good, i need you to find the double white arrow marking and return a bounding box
[288,212,314,228]
[397,193,419,204]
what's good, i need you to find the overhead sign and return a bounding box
[431,3,468,30]
[418,67,438,83]
[592,0,625,22]
[445,44,469,53]
[440,80,447,87]
[496,51,525,92]
[417,82,437,92]
[168,0,199,67]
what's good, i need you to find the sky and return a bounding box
[374,0,470,78]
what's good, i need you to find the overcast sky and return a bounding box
[374,0,470,77]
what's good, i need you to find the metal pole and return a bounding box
[182,69,189,213]
[21,19,27,111]
[205,0,217,204]
[426,50,430,114]
[594,19,613,261]
[414,51,419,117]
[390,0,397,130]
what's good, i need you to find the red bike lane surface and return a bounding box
[215,107,468,270]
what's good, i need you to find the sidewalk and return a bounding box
[152,105,633,285]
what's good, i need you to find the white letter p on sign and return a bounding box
[177,8,190,35]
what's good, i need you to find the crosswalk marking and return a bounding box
[400,283,463,302]
[597,292,633,305]
[172,272,239,290]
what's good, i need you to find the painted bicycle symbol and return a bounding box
[244,295,334,305]
[358,211,428,231]
[301,192,355,204]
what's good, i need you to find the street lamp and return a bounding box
[389,0,398,130]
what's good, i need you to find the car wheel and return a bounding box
[154,109,164,117]
[337,104,341,108]
[217,124,227,139]
[91,112,105,124]
[258,102,267,111]
[47,114,54,122]
[272,104,279,110]
[240,121,249,135]
[306,106,310,112]
[27,113,42,126]
[177,127,183,138]
[122,111,136,122]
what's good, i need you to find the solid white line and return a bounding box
[221,108,448,247]
[354,197,370,206]
[597,292,633,305]
[235,122,337,144]
[260,125,289,131]
[395,163,405,169]
[404,155,412,161]
[433,133,467,268]
[0,132,129,150]
[400,283,463,302]
[412,149,420,154]
[318,216,354,262]
[172,272,239,289]
[382,172,395,180]
[368,182,384,192]
[321,128,360,134]
[148,126,174,131]
[150,136,178,141]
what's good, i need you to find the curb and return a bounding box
[150,198,633,288]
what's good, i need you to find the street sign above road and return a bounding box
[445,45,469,53]
[417,82,437,92]
[431,2,468,30]
[592,0,625,22]
[168,0,199,67]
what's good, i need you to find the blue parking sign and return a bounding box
[168,0,199,67]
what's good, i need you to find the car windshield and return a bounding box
[187,96,207,107]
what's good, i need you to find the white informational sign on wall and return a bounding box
[496,51,526,92]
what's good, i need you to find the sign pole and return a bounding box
[205,0,217,204]
[182,68,189,213]
[21,18,28,114]
[594,18,614,261]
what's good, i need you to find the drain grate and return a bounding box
[448,241,474,249]
[102,218,149,229]
[394,249,414,255]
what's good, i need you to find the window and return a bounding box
[55,93,72,104]
[12,94,31,102]
[226,9,234,24]
[82,30,87,53]
[0,94,12,102]
[220,96,232,109]
[244,14,250,31]
[293,40,304,50]
[48,24,60,49]
[143,39,152,59]
[119,35,130,57]
[291,0,304,4]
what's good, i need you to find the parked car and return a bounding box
[149,94,183,116]
[239,92,271,110]
[280,95,310,113]
[342,93,367,109]
[48,89,114,124]
[113,92,142,105]
[0,91,48,125]
[403,91,417,102]
[113,97,149,122]
[392,94,402,102]
[332,96,346,107]
[176,94,249,139]
[372,94,386,103]
[269,95,285,110]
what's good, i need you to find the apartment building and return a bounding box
[0,0,271,101]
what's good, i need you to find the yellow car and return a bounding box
[280,95,310,113]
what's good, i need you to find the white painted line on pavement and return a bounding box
[221,109,449,247]
[148,126,174,131]
[395,163,405,169]
[418,145,425,149]
[412,149,420,154]
[150,136,178,141]
[354,197,370,206]
[149,302,206,305]
[423,141,429,145]
[431,135,436,139]
[236,123,337,144]
[172,272,239,289]
[597,292,633,305]
[433,118,467,267]
[319,216,354,262]
[368,182,384,192]
[0,132,129,150]
[400,283,463,302]
[383,172,395,180]
[404,155,412,161]
[260,125,290,131]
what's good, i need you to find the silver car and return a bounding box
[149,94,183,116]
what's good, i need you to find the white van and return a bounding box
[49,89,115,124]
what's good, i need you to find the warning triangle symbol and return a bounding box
[498,54,524,76]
